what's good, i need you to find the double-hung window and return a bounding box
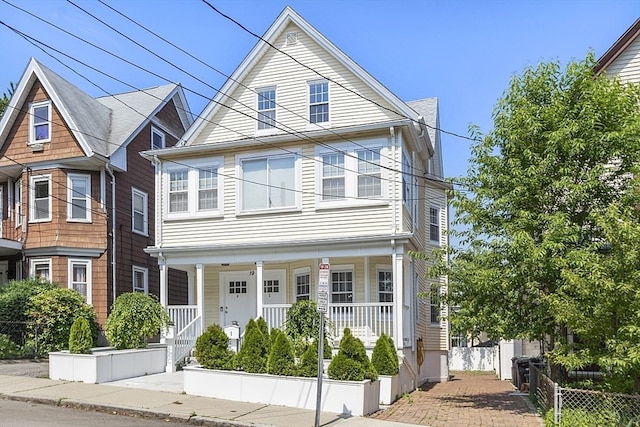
[31,258,51,281]
[30,175,51,222]
[309,81,329,124]
[239,151,299,212]
[429,207,440,243]
[378,269,393,314]
[132,266,148,293]
[430,284,440,325]
[132,188,148,235]
[14,180,22,226]
[256,87,276,131]
[295,268,310,302]
[68,173,91,222]
[151,127,165,150]
[30,101,51,144]
[318,141,386,204]
[165,159,223,218]
[331,270,353,304]
[69,259,91,304]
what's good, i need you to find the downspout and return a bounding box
[105,163,117,307]
[153,155,163,249]
[390,126,397,236]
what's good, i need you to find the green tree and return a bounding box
[0,82,16,117]
[422,53,640,389]
[105,292,170,350]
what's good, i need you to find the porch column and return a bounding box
[159,262,168,345]
[364,257,370,303]
[196,263,204,330]
[256,261,264,319]
[393,252,404,350]
[187,266,195,305]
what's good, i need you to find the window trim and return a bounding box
[29,100,51,144]
[30,258,52,281]
[14,179,22,227]
[236,149,302,214]
[68,259,92,305]
[67,173,92,223]
[151,126,165,150]
[329,264,354,304]
[308,80,330,126]
[132,265,149,294]
[315,141,388,208]
[164,158,224,220]
[132,187,148,236]
[29,174,52,223]
[430,283,441,326]
[294,267,311,302]
[376,266,393,304]
[429,206,440,244]
[256,86,277,133]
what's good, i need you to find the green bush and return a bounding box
[236,319,268,373]
[105,292,171,350]
[68,318,93,354]
[297,337,332,377]
[371,333,399,375]
[328,328,377,381]
[545,407,636,427]
[0,333,23,359]
[257,317,270,353]
[0,279,55,345]
[28,288,98,355]
[194,324,234,370]
[267,329,296,376]
[284,300,332,357]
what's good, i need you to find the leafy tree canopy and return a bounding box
[422,53,640,390]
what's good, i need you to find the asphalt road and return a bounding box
[0,399,191,426]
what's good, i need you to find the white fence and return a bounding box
[449,346,497,372]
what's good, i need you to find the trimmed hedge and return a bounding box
[328,328,377,381]
[267,329,296,376]
[371,333,399,375]
[68,318,93,354]
[237,319,268,373]
[194,324,234,369]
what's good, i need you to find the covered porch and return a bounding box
[154,236,417,369]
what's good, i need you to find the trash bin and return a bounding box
[511,357,532,389]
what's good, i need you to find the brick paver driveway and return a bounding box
[370,371,543,427]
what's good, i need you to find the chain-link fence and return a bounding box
[530,362,640,426]
[0,320,45,359]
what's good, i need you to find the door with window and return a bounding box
[262,270,286,305]
[221,271,256,328]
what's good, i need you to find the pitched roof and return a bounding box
[0,58,189,158]
[407,98,444,178]
[594,17,640,75]
[181,6,421,146]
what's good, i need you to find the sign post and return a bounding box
[315,262,330,427]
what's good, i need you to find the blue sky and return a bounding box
[0,0,638,183]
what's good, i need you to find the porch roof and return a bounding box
[146,233,413,265]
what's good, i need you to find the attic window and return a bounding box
[285,31,298,45]
[151,127,165,150]
[29,101,51,144]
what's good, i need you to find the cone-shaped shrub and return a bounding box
[256,317,270,353]
[69,317,93,354]
[371,333,399,375]
[267,329,296,376]
[237,319,268,373]
[298,337,333,377]
[328,328,377,381]
[195,324,234,370]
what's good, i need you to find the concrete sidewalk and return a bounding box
[0,374,412,427]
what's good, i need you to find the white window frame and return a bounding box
[294,267,311,302]
[132,187,148,235]
[329,265,354,304]
[165,158,224,219]
[151,126,165,150]
[132,265,149,294]
[308,80,329,126]
[315,140,388,208]
[236,149,301,214]
[67,173,91,222]
[29,174,52,223]
[14,179,22,226]
[429,207,440,244]
[29,100,51,144]
[430,283,441,326]
[68,259,92,304]
[256,86,276,132]
[376,266,393,304]
[30,258,51,281]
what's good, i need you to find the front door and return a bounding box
[221,271,256,328]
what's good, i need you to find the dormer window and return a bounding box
[151,127,165,150]
[257,87,276,131]
[30,101,51,144]
[309,81,329,124]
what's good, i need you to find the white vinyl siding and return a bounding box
[194,23,399,145]
[604,36,640,83]
[67,173,91,222]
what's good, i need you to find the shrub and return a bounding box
[267,329,296,376]
[284,300,332,357]
[27,288,98,355]
[371,333,399,375]
[105,292,171,350]
[68,318,93,354]
[298,337,332,377]
[236,319,268,373]
[328,328,377,381]
[0,333,23,359]
[256,317,270,353]
[194,324,234,370]
[0,279,55,346]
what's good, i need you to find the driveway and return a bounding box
[370,371,543,427]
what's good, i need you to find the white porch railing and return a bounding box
[262,302,394,347]
[167,305,201,366]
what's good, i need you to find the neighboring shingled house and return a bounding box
[0,58,192,323]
